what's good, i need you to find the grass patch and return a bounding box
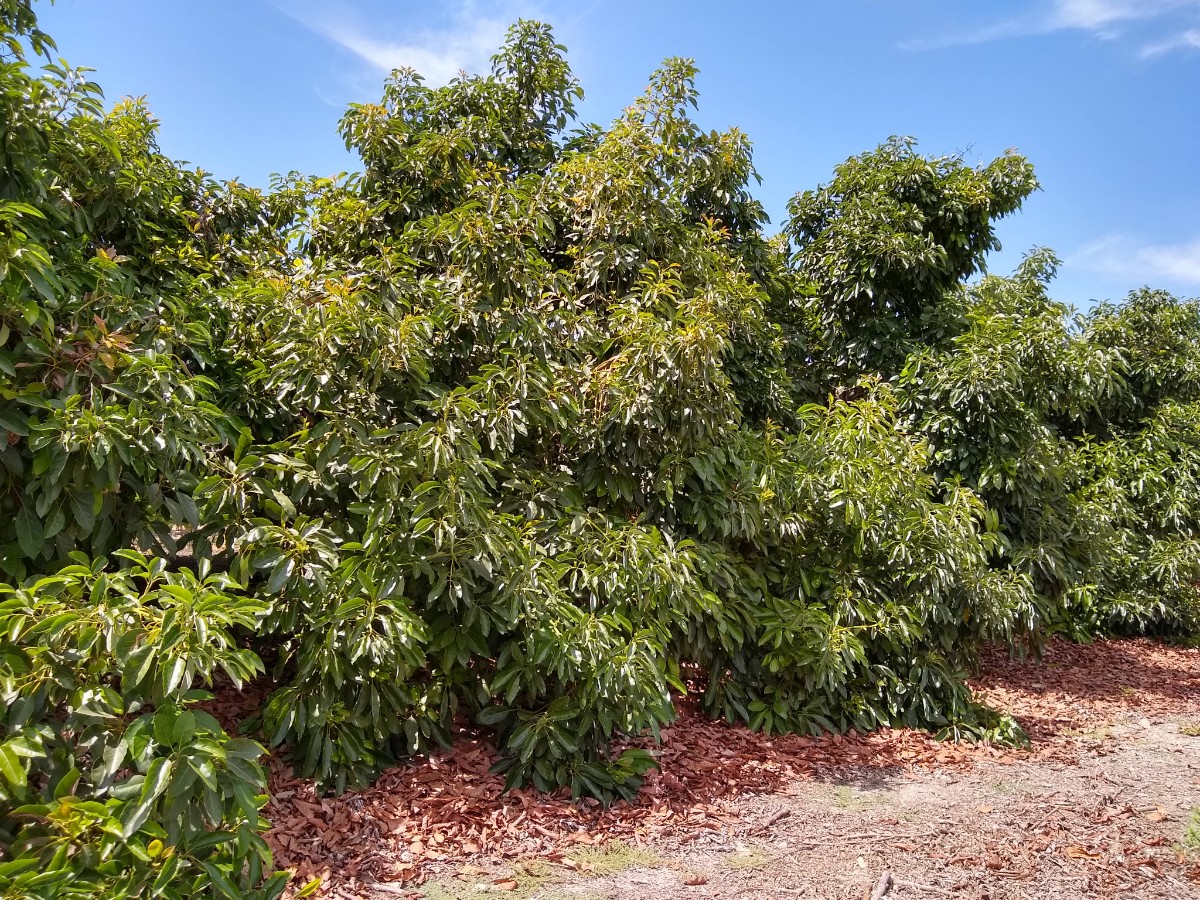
[830,785,883,809]
[569,840,661,877]
[420,842,661,897]
[726,846,773,870]
[418,860,559,899]
[832,786,856,808]
[419,874,604,900]
[1183,807,1200,855]
[989,778,1032,796]
[1062,725,1113,742]
[419,877,546,900]
[1179,721,1200,737]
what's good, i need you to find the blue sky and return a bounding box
[37,0,1200,308]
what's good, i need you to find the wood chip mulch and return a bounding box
[210,637,1200,896]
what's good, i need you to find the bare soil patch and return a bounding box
[246,639,1200,899]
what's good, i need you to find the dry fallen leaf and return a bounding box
[233,636,1200,897]
[492,878,519,891]
[684,874,708,886]
[1147,806,1168,822]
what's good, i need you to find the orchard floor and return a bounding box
[251,639,1200,899]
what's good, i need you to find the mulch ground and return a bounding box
[216,638,1200,898]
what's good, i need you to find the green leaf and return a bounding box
[53,767,81,800]
[200,860,244,900]
[119,757,172,839]
[14,506,42,559]
[0,745,26,791]
[71,491,97,535]
[0,407,28,437]
[171,710,196,746]
[23,267,57,303]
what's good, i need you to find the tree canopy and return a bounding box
[2,3,1198,896]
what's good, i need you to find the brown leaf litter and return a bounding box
[207,638,1200,897]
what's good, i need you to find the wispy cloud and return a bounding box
[322,18,507,85]
[1050,0,1192,31]
[901,0,1200,55]
[1141,27,1200,57]
[899,19,1034,52]
[1072,234,1200,285]
[288,2,535,86]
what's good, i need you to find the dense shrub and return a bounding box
[2,2,1197,895]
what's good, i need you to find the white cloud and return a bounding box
[902,0,1200,52]
[898,20,1032,52]
[322,17,508,85]
[1072,234,1200,285]
[1141,27,1200,56]
[1050,0,1188,31]
[286,2,535,86]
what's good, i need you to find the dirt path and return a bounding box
[256,639,1200,899]
[406,716,1199,899]
[542,721,1197,898]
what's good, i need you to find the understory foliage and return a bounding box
[2,1,1198,894]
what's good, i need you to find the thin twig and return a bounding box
[752,808,791,833]
[794,828,942,848]
[361,882,409,897]
[892,878,962,897]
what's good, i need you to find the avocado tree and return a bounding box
[1,4,286,896]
